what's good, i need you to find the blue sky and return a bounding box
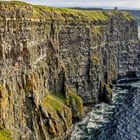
[13,0,140,9]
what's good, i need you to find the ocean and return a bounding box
[70,80,140,140]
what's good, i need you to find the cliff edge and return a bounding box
[0,1,140,140]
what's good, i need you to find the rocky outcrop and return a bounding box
[129,10,140,38]
[0,1,140,140]
[126,10,140,25]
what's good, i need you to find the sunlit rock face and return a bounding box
[0,1,140,140]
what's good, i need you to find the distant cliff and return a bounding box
[0,1,140,140]
[126,10,140,38]
[126,10,140,25]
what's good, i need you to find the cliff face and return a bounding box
[126,10,140,38]
[0,1,140,140]
[126,10,140,25]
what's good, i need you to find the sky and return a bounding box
[9,0,140,9]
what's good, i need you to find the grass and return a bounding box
[42,94,67,112]
[42,88,83,115]
[0,1,30,5]
[0,1,108,22]
[52,92,66,104]
[121,11,135,21]
[32,5,109,22]
[41,90,73,137]
[0,126,12,140]
[65,87,83,114]
[0,1,134,22]
[40,6,109,21]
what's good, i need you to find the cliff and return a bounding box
[126,10,140,25]
[125,10,140,38]
[0,1,140,140]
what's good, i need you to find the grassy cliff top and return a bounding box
[0,126,12,140]
[0,1,134,22]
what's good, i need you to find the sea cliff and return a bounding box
[0,1,140,140]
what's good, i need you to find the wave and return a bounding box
[70,81,140,140]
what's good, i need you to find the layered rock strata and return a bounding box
[0,1,140,140]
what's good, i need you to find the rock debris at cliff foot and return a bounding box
[0,1,140,140]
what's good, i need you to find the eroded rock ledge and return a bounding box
[0,1,140,140]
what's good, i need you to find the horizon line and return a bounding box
[2,1,140,10]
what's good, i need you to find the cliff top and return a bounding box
[0,1,134,22]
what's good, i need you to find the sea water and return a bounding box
[70,81,140,140]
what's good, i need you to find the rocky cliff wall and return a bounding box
[0,1,140,140]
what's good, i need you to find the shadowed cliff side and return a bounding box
[0,1,140,140]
